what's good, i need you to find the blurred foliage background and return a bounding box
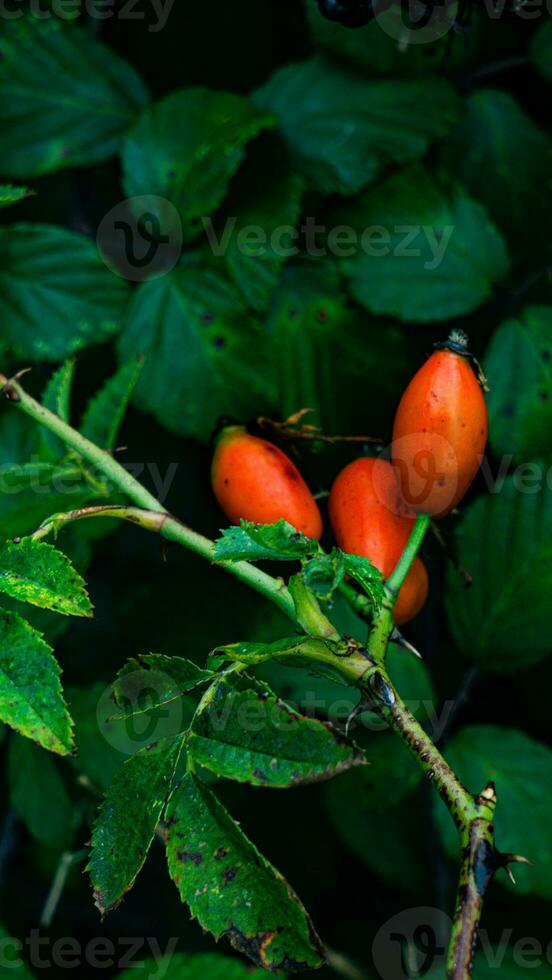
[0,0,551,977]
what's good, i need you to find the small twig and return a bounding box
[325,946,368,980]
[257,409,382,445]
[466,54,527,84]
[40,849,88,928]
[430,522,473,586]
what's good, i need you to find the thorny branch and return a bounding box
[0,369,529,979]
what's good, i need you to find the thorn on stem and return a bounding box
[391,628,423,659]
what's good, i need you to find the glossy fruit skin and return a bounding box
[329,457,415,579]
[211,426,323,540]
[392,348,488,518]
[394,557,429,626]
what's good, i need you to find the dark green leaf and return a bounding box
[343,554,384,610]
[336,168,509,322]
[165,773,324,971]
[435,726,552,899]
[188,676,364,787]
[214,520,319,563]
[0,16,149,177]
[41,359,76,458]
[81,359,143,450]
[0,224,129,361]
[0,608,73,754]
[531,20,552,83]
[267,260,409,435]
[87,734,184,913]
[209,636,356,689]
[120,953,273,980]
[485,307,552,463]
[221,143,304,312]
[440,90,552,267]
[0,537,92,617]
[118,263,275,440]
[68,684,127,792]
[112,654,213,718]
[0,184,30,208]
[446,478,552,672]
[9,736,74,849]
[122,89,274,239]
[253,57,461,195]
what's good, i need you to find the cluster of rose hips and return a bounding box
[211,332,488,625]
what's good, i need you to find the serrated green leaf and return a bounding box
[343,553,384,610]
[0,538,92,618]
[0,16,149,177]
[9,735,74,849]
[188,676,365,787]
[112,654,213,719]
[81,359,143,450]
[0,224,129,361]
[336,168,509,322]
[253,57,461,195]
[120,953,273,980]
[440,90,552,268]
[214,520,319,563]
[87,734,184,913]
[531,20,552,83]
[122,88,274,240]
[446,478,552,672]
[435,726,552,899]
[485,307,552,463]
[0,608,73,754]
[117,263,276,440]
[0,184,30,208]
[165,773,324,971]
[41,359,76,458]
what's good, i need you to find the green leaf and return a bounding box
[87,734,184,913]
[302,550,346,600]
[342,554,384,608]
[0,460,105,540]
[253,57,461,195]
[446,478,552,672]
[117,263,275,440]
[122,89,274,239]
[120,953,273,980]
[336,168,510,322]
[187,676,365,787]
[9,736,74,849]
[81,359,143,450]
[435,726,552,899]
[0,224,129,361]
[485,307,552,463]
[221,143,304,312]
[165,773,324,971]
[0,184,30,208]
[0,15,149,177]
[531,20,552,83]
[267,260,410,435]
[41,359,76,458]
[0,538,92,618]
[439,90,552,267]
[112,654,213,718]
[0,608,73,754]
[214,520,319,563]
[210,636,356,689]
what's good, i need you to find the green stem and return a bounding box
[387,513,431,595]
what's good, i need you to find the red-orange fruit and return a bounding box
[329,457,428,624]
[392,333,488,518]
[393,557,429,626]
[211,426,323,539]
[329,457,415,579]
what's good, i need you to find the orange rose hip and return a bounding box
[211,426,323,539]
